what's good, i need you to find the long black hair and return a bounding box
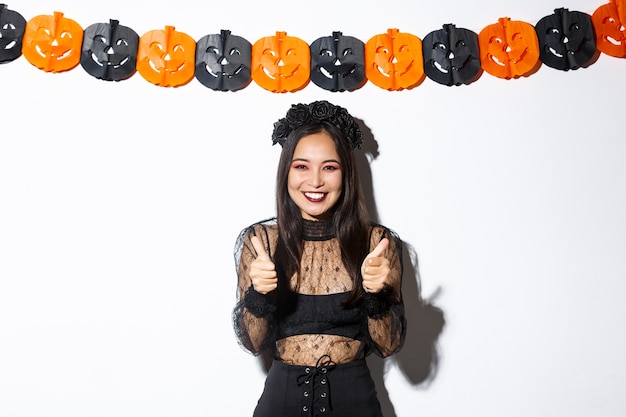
[273,121,369,306]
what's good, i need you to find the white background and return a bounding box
[1,1,625,416]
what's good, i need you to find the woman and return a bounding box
[233,100,405,417]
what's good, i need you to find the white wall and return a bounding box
[1,1,625,416]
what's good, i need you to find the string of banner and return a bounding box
[1,1,625,92]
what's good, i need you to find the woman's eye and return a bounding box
[293,164,307,170]
[323,165,339,171]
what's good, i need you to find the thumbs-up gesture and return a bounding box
[249,235,278,294]
[361,238,390,293]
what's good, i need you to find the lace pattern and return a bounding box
[233,218,405,365]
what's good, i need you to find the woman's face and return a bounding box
[288,131,343,221]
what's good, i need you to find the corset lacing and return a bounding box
[296,355,336,416]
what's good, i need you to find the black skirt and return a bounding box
[253,356,383,417]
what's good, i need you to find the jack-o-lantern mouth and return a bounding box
[2,40,17,50]
[34,44,72,60]
[318,63,358,79]
[375,59,415,78]
[89,52,130,68]
[207,64,244,78]
[433,60,450,73]
[149,60,186,73]
[489,54,506,67]
[548,46,565,58]
[606,34,625,46]
[488,48,528,66]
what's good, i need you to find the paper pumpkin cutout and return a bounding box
[422,24,481,86]
[137,25,196,87]
[195,29,251,92]
[478,17,541,79]
[251,31,310,93]
[21,11,83,73]
[364,28,425,91]
[535,8,597,70]
[592,0,626,58]
[80,19,139,81]
[310,31,366,92]
[0,4,26,63]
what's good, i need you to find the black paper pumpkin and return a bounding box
[310,31,366,92]
[0,4,26,63]
[195,30,251,92]
[80,19,139,81]
[422,24,482,86]
[535,8,597,71]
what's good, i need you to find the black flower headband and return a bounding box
[271,100,363,150]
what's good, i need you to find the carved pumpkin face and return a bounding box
[422,24,481,86]
[364,28,425,91]
[0,4,26,63]
[251,31,310,93]
[80,19,139,81]
[478,17,541,79]
[137,25,196,87]
[21,11,83,73]
[195,29,251,92]
[310,31,366,92]
[535,8,597,70]
[591,0,626,58]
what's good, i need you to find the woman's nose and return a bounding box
[309,170,324,187]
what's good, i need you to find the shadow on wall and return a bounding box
[356,119,446,417]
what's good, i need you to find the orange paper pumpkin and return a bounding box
[21,11,83,73]
[137,25,196,87]
[364,28,425,91]
[592,0,626,58]
[478,17,541,79]
[251,31,310,93]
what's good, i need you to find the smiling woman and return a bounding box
[3,2,626,417]
[287,132,343,221]
[232,101,406,417]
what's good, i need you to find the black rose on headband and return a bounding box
[271,100,362,150]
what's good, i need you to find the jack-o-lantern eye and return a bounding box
[22,11,84,73]
[364,28,425,91]
[310,31,366,92]
[194,30,251,91]
[0,4,26,63]
[80,19,139,81]
[422,24,481,86]
[478,17,541,79]
[535,7,598,70]
[591,0,626,58]
[251,31,310,93]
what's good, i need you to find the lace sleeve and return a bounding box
[232,219,278,355]
[364,225,406,357]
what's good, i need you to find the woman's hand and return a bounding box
[249,235,278,294]
[361,238,390,293]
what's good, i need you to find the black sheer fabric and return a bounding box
[233,217,405,366]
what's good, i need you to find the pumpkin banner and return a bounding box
[1,2,624,92]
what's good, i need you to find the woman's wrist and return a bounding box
[244,285,277,317]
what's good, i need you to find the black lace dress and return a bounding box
[233,218,406,417]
